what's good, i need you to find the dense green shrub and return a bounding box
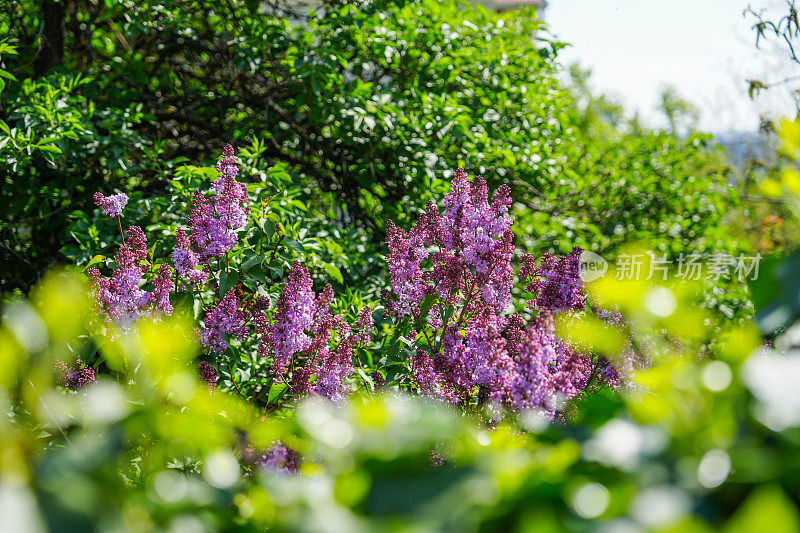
[0,41,149,292]
[2,0,744,301]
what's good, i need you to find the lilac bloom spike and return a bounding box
[93,192,129,218]
[198,291,247,354]
[264,261,315,376]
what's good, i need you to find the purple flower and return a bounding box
[188,191,237,263]
[313,338,353,402]
[171,228,208,288]
[212,144,250,230]
[86,223,176,328]
[503,316,580,410]
[197,361,219,384]
[522,247,586,312]
[187,146,249,262]
[385,220,429,316]
[243,441,300,476]
[198,291,247,354]
[263,261,315,375]
[353,306,374,347]
[54,359,96,390]
[432,304,515,402]
[412,349,459,403]
[93,192,129,218]
[429,449,446,467]
[386,169,516,318]
[439,170,514,311]
[151,264,175,316]
[290,365,313,396]
[384,169,603,412]
[127,226,148,267]
[255,263,365,402]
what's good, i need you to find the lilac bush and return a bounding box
[383,169,621,412]
[83,146,637,414]
[85,146,374,406]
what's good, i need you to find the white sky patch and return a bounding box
[546,0,799,132]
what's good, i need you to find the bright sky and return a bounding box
[545,0,800,132]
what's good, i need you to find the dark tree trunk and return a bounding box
[34,0,66,76]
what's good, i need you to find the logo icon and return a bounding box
[580,251,608,282]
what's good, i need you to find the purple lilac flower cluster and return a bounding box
[521,248,585,311]
[262,261,317,375]
[93,192,128,218]
[212,145,250,229]
[386,169,514,317]
[241,441,300,476]
[187,144,249,263]
[198,291,248,354]
[86,224,175,328]
[385,168,618,412]
[54,359,96,390]
[191,258,373,402]
[503,312,592,410]
[172,228,208,288]
[253,261,374,402]
[197,361,219,384]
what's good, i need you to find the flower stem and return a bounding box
[117,217,126,246]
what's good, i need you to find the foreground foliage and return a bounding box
[2,267,799,532]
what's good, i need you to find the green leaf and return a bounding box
[264,219,276,240]
[419,293,437,320]
[219,271,239,297]
[268,266,284,279]
[170,290,195,311]
[247,265,268,284]
[267,383,288,405]
[441,305,454,328]
[241,253,265,272]
[357,368,374,390]
[37,145,62,154]
[754,250,800,335]
[724,485,799,533]
[384,338,402,363]
[286,239,306,253]
[324,263,344,284]
[83,254,106,271]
